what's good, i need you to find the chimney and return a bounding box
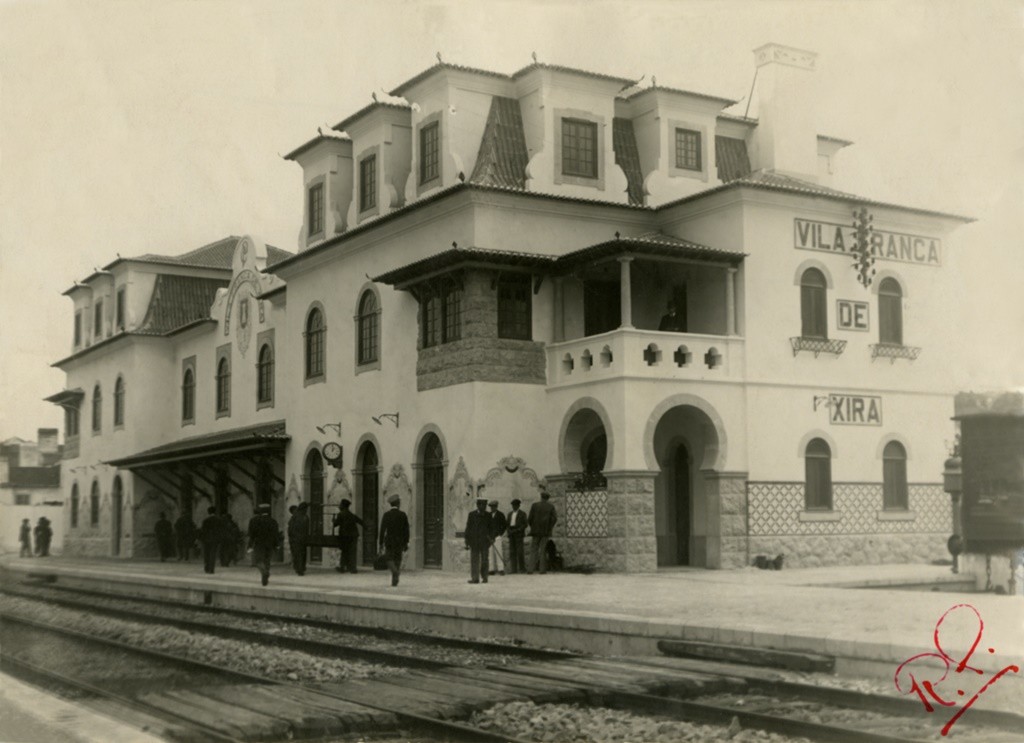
[749,43,819,182]
[38,428,59,455]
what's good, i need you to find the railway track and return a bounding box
[4,579,1022,743]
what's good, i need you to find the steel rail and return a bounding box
[1,609,538,743]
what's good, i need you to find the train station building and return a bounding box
[48,44,971,572]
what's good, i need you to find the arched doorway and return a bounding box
[652,403,720,567]
[305,449,324,563]
[357,442,380,565]
[111,475,123,556]
[421,434,444,568]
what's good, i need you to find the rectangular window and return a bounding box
[74,311,82,346]
[66,405,80,437]
[674,128,702,171]
[308,183,324,236]
[15,493,30,505]
[359,156,377,212]
[561,118,598,178]
[116,287,126,330]
[420,122,439,184]
[498,275,532,340]
[94,299,103,337]
[421,281,463,348]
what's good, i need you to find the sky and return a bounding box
[1,0,1022,441]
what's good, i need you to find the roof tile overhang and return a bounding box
[44,388,85,407]
[555,234,746,271]
[105,421,289,470]
[373,247,555,288]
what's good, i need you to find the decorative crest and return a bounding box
[851,207,876,288]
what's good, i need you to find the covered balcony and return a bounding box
[546,232,745,387]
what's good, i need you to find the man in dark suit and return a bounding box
[154,512,175,562]
[378,494,409,587]
[465,498,491,584]
[333,498,364,574]
[506,498,527,574]
[247,503,280,586]
[528,490,558,574]
[287,502,310,575]
[174,512,196,562]
[198,506,224,574]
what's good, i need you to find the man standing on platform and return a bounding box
[506,499,527,574]
[288,502,310,576]
[378,494,409,587]
[174,511,196,562]
[465,498,491,584]
[528,490,557,575]
[487,499,507,576]
[19,519,32,558]
[247,503,280,586]
[333,499,363,574]
[198,506,224,574]
[154,512,175,562]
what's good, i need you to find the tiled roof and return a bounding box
[136,275,229,335]
[284,127,352,161]
[469,96,529,190]
[125,237,292,270]
[332,98,412,134]
[661,170,975,222]
[105,420,289,469]
[44,388,85,405]
[511,62,637,87]
[4,466,60,489]
[613,118,644,206]
[715,136,752,183]
[556,232,745,268]
[621,84,737,106]
[373,246,555,286]
[390,61,514,96]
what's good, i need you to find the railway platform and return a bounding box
[2,556,1021,709]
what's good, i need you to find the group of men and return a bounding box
[18,517,53,557]
[464,491,557,583]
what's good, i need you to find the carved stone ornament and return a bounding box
[383,464,412,504]
[480,456,543,514]
[327,471,352,505]
[448,456,476,534]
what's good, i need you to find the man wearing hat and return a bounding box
[506,499,527,574]
[464,498,492,583]
[487,500,507,576]
[199,506,225,575]
[247,503,280,586]
[528,489,558,574]
[287,502,310,576]
[378,494,409,587]
[333,498,364,574]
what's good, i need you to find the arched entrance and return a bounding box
[420,434,444,568]
[305,449,324,563]
[111,475,123,556]
[652,404,720,567]
[357,442,380,566]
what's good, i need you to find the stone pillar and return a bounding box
[553,277,565,342]
[605,471,657,572]
[701,471,749,569]
[726,267,737,336]
[618,257,634,329]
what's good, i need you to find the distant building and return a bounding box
[1,429,63,554]
[49,44,969,570]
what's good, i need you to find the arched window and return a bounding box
[878,277,903,346]
[305,449,325,562]
[182,368,195,423]
[800,268,828,339]
[91,384,102,433]
[883,441,908,510]
[113,376,125,427]
[357,291,379,366]
[215,357,231,414]
[70,483,80,528]
[90,480,100,527]
[804,438,832,510]
[305,307,325,380]
[257,344,274,404]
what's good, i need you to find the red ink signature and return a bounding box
[894,603,1020,735]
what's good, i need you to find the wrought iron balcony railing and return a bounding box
[870,343,922,362]
[790,336,847,357]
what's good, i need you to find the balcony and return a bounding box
[546,328,744,387]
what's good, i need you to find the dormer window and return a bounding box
[308,182,324,237]
[359,155,377,212]
[561,118,598,178]
[674,128,702,171]
[116,287,126,330]
[420,121,439,184]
